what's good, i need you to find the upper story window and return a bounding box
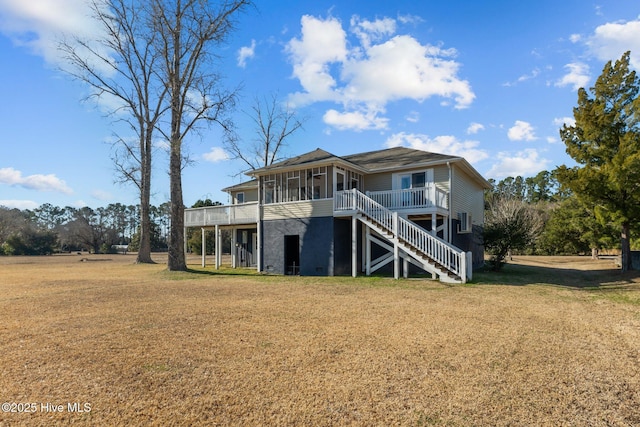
[235,192,245,204]
[394,169,433,190]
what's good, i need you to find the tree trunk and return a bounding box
[167,15,186,271]
[136,131,154,264]
[621,222,633,271]
[167,140,186,271]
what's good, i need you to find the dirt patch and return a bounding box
[0,255,639,426]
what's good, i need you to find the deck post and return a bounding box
[431,213,437,236]
[231,227,237,268]
[183,227,188,263]
[214,224,220,270]
[393,212,399,279]
[256,221,261,273]
[365,225,371,276]
[352,215,357,278]
[201,227,206,267]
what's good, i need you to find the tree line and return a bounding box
[0,199,233,257]
[0,203,170,255]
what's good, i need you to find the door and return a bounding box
[395,170,434,207]
[284,235,300,275]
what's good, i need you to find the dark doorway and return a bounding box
[284,235,300,275]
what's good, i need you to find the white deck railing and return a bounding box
[184,202,259,227]
[365,185,448,210]
[335,189,466,281]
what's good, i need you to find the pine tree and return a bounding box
[557,51,640,271]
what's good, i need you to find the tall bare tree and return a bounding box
[152,0,251,271]
[226,93,304,171]
[60,0,167,263]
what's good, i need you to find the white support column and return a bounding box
[365,226,371,276]
[351,215,358,278]
[231,227,237,268]
[214,225,220,270]
[403,256,409,279]
[201,227,206,267]
[393,212,399,279]
[256,221,261,273]
[361,221,366,273]
[443,216,449,242]
[431,213,437,236]
[183,227,188,263]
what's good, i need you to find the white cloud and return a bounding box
[286,15,348,105]
[0,167,72,194]
[555,62,590,91]
[286,14,474,131]
[486,149,550,178]
[587,19,640,69]
[405,111,420,123]
[0,0,107,67]
[323,108,388,131]
[203,147,229,163]
[350,15,396,49]
[466,122,485,135]
[397,14,424,26]
[503,68,540,87]
[569,33,581,43]
[0,199,39,210]
[507,120,537,141]
[384,132,489,164]
[553,116,576,127]
[237,39,256,68]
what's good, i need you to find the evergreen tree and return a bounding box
[557,51,640,271]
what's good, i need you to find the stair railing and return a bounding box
[335,188,466,280]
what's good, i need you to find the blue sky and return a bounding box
[1,0,639,210]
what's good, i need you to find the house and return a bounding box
[184,146,491,283]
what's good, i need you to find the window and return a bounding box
[286,171,300,202]
[411,172,426,188]
[458,212,472,233]
[263,174,277,204]
[311,167,327,199]
[235,192,244,204]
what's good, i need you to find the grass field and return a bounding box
[0,254,639,426]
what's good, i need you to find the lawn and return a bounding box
[0,254,639,426]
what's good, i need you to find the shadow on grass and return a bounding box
[186,266,262,277]
[473,262,640,290]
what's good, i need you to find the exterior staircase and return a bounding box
[335,189,471,283]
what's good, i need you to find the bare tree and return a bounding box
[152,0,252,271]
[482,195,544,271]
[59,0,167,263]
[226,92,304,171]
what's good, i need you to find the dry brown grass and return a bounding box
[0,254,639,426]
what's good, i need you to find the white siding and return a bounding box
[230,188,259,204]
[263,199,334,220]
[364,165,449,193]
[451,166,485,226]
[362,172,391,193]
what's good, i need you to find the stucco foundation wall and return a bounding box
[261,216,334,276]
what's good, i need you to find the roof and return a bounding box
[235,146,491,190]
[249,149,343,175]
[343,147,460,172]
[221,178,258,193]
